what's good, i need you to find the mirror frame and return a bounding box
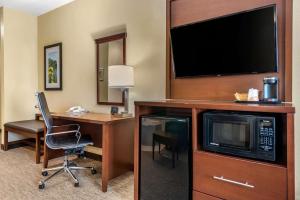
[95,32,127,106]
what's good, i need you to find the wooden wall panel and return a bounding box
[284,0,293,102]
[166,0,172,98]
[171,0,281,27]
[167,0,292,101]
[171,73,284,100]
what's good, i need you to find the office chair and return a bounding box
[35,92,96,189]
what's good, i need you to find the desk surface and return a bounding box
[135,99,295,113]
[37,112,133,124]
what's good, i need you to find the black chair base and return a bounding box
[39,154,97,189]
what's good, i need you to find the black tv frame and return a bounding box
[170,5,279,78]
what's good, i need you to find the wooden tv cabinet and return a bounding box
[134,100,295,200]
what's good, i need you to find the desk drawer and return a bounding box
[193,191,222,200]
[193,152,287,200]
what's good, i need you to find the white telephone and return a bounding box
[66,106,87,114]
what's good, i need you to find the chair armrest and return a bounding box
[47,124,81,144]
[47,130,79,136]
[51,124,80,133]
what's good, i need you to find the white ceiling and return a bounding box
[0,0,75,16]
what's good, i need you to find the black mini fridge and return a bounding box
[139,115,192,200]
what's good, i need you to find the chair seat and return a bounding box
[4,120,44,133]
[153,131,178,144]
[47,134,93,150]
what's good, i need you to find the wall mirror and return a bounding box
[95,32,126,105]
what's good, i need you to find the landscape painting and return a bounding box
[44,43,62,90]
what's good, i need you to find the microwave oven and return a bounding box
[203,112,276,161]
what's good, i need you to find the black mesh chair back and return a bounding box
[36,92,58,149]
[35,92,53,130]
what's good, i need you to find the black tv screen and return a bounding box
[171,5,278,78]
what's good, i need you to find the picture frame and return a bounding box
[44,43,62,90]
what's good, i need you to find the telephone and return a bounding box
[66,106,87,114]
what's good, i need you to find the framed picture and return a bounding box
[44,43,62,90]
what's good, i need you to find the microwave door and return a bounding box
[210,120,253,151]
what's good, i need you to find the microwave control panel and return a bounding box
[257,118,275,153]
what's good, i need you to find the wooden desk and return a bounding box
[37,112,134,192]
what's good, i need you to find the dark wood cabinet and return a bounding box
[134,100,295,200]
[135,0,294,199]
[194,151,287,200]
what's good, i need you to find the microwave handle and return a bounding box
[213,176,255,188]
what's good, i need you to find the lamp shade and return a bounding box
[108,65,134,88]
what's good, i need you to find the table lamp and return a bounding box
[108,65,134,116]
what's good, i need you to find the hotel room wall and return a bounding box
[0,8,4,129]
[37,0,166,114]
[0,8,38,142]
[293,0,300,198]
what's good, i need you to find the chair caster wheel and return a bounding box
[39,182,45,190]
[74,182,79,187]
[42,171,48,176]
[91,168,97,175]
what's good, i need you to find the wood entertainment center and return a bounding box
[134,101,295,200]
[166,0,292,101]
[134,0,294,199]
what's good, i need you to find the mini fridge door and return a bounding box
[139,115,192,200]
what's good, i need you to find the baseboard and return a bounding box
[0,144,4,150]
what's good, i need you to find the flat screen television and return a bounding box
[170,5,278,78]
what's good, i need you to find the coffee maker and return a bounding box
[263,77,279,103]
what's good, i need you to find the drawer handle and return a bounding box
[213,176,255,188]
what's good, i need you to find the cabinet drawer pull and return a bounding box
[213,176,255,188]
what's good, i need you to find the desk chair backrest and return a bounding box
[36,92,61,150]
[35,92,53,131]
[35,92,62,151]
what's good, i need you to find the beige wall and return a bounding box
[293,0,300,198]
[37,0,166,114]
[0,7,38,141]
[0,8,4,128]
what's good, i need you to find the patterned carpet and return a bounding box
[0,147,133,200]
